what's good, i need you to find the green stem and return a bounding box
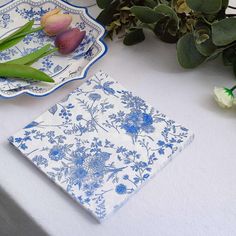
[10,26,43,40]
[230,85,236,91]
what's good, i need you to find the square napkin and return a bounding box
[9,71,194,222]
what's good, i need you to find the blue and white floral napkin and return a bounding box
[9,71,194,222]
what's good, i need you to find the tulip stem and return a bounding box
[230,85,236,91]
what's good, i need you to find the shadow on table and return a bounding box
[0,186,48,236]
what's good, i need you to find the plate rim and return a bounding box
[0,0,107,99]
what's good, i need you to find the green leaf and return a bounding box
[154,16,178,43]
[194,27,216,56]
[130,6,162,24]
[5,44,53,65]
[26,48,58,66]
[0,25,42,52]
[9,26,43,41]
[205,49,221,61]
[177,33,206,68]
[212,18,236,46]
[196,34,209,44]
[0,63,54,83]
[97,0,113,9]
[194,24,210,43]
[154,4,179,24]
[186,0,222,14]
[0,36,26,51]
[97,0,119,25]
[144,0,157,8]
[195,37,216,56]
[0,20,34,46]
[123,28,145,46]
[161,0,171,4]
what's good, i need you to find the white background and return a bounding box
[0,1,236,235]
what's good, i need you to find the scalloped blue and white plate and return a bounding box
[0,0,107,98]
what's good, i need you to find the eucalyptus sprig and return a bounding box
[96,0,236,72]
[97,0,236,109]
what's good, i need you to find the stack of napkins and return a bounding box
[9,71,194,222]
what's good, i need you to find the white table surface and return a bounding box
[0,1,236,236]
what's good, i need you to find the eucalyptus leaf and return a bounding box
[154,16,178,43]
[97,0,113,9]
[96,0,236,76]
[195,37,216,57]
[123,28,145,46]
[212,18,236,46]
[160,0,170,4]
[172,0,192,14]
[130,6,162,24]
[97,0,119,25]
[194,26,216,56]
[195,34,209,44]
[144,0,157,8]
[186,0,222,14]
[177,33,206,68]
[154,4,179,24]
[205,51,220,61]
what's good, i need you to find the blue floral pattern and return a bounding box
[0,0,106,97]
[9,71,194,222]
[0,13,12,28]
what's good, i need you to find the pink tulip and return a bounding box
[55,28,86,54]
[41,8,72,36]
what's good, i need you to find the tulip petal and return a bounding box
[55,28,86,54]
[41,8,61,27]
[44,14,72,36]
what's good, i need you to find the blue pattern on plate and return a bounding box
[9,71,194,222]
[0,0,106,97]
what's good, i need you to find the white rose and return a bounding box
[214,87,234,108]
